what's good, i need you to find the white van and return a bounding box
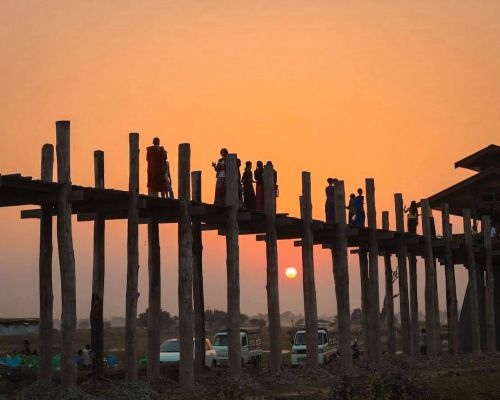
[291,327,337,366]
[213,328,263,367]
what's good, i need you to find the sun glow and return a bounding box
[285,267,298,279]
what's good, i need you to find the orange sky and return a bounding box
[1,1,499,320]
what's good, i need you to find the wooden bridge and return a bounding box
[0,121,498,388]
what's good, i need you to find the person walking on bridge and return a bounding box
[147,137,168,198]
[213,148,228,205]
[354,188,365,227]
[325,178,336,224]
[242,161,256,209]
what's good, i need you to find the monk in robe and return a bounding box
[147,137,167,197]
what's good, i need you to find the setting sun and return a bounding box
[285,267,298,279]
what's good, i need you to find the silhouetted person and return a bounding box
[164,150,174,199]
[325,178,336,223]
[21,340,31,356]
[237,158,243,205]
[255,161,264,210]
[242,161,256,209]
[147,137,168,198]
[82,344,92,367]
[346,193,356,226]
[354,188,365,227]
[404,201,419,234]
[76,349,84,369]
[265,161,278,198]
[213,148,228,205]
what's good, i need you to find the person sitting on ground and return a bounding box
[146,137,168,198]
[419,328,427,356]
[212,148,228,205]
[242,161,256,209]
[76,349,84,369]
[354,188,366,227]
[404,201,419,234]
[82,344,92,368]
[346,193,356,226]
[325,178,336,224]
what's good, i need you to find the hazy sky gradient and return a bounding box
[1,1,499,319]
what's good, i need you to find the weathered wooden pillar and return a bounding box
[482,215,496,354]
[408,254,419,356]
[125,132,140,382]
[442,204,459,355]
[178,143,195,385]
[147,192,161,381]
[264,164,282,374]
[300,172,319,369]
[463,208,481,355]
[359,248,369,355]
[331,181,352,369]
[366,178,381,360]
[421,199,439,357]
[394,194,412,356]
[91,150,105,378]
[382,211,396,356]
[192,171,206,374]
[225,154,241,379]
[39,144,54,382]
[56,121,77,388]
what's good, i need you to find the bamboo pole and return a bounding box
[408,254,419,356]
[394,194,412,356]
[382,211,396,356]
[90,150,105,378]
[39,144,54,382]
[359,248,369,356]
[147,191,161,381]
[192,171,206,374]
[264,164,282,374]
[300,172,319,369]
[225,154,242,379]
[421,199,438,357]
[442,204,459,355]
[178,143,194,385]
[56,121,77,388]
[482,215,496,354]
[332,181,352,369]
[366,178,381,360]
[125,132,140,382]
[463,208,481,355]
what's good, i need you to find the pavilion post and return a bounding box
[125,132,140,382]
[178,143,195,385]
[394,194,412,356]
[264,163,282,374]
[192,171,206,374]
[300,172,319,369]
[225,154,242,379]
[382,211,396,355]
[366,178,381,361]
[359,248,369,356]
[56,121,77,388]
[442,204,459,355]
[408,254,419,356]
[421,199,439,357]
[147,195,161,379]
[463,208,482,355]
[39,144,54,382]
[90,150,106,378]
[332,181,352,369]
[482,215,496,354]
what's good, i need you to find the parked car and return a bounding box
[291,327,337,366]
[159,338,217,368]
[213,328,263,367]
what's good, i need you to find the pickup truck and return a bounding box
[213,327,263,367]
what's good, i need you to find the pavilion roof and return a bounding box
[455,144,500,172]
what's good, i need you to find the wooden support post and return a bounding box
[192,171,206,374]
[482,215,496,354]
[300,172,319,369]
[178,144,194,385]
[332,181,352,369]
[382,211,396,356]
[359,248,369,355]
[225,154,241,379]
[125,133,140,382]
[39,144,54,382]
[147,191,161,381]
[394,194,412,356]
[264,164,282,374]
[421,199,439,357]
[408,254,419,356]
[91,150,105,378]
[463,208,481,355]
[442,204,459,355]
[56,121,77,388]
[366,178,381,360]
